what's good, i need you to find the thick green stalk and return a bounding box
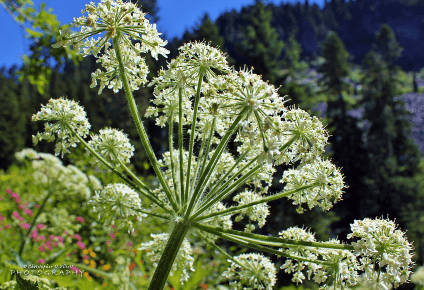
[113,35,178,213]
[148,221,191,290]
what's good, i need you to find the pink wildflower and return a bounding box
[54,242,58,247]
[49,235,55,240]
[24,209,33,217]
[77,241,85,250]
[11,193,20,204]
[5,189,12,194]
[38,259,45,264]
[84,255,90,260]
[37,224,45,229]
[39,235,46,241]
[127,242,132,247]
[0,214,4,222]
[109,233,116,240]
[108,248,113,253]
[5,224,10,229]
[57,236,64,243]
[20,223,30,230]
[39,245,45,253]
[31,230,38,239]
[74,234,82,241]
[71,266,81,274]
[75,216,85,223]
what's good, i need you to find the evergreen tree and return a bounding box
[234,0,284,84]
[360,24,421,219]
[318,31,351,118]
[0,68,26,169]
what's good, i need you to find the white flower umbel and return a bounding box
[90,183,146,233]
[32,97,91,157]
[223,253,277,290]
[139,233,195,283]
[53,0,169,59]
[233,190,270,233]
[280,157,345,213]
[279,227,319,284]
[88,128,134,167]
[275,108,328,165]
[91,44,149,94]
[347,218,414,289]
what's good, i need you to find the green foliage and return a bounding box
[234,0,284,84]
[317,31,351,118]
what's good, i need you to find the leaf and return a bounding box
[15,274,39,290]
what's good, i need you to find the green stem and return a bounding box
[113,35,179,213]
[194,224,334,266]
[193,223,354,251]
[19,190,53,256]
[148,221,191,290]
[178,88,185,207]
[184,69,204,208]
[190,161,263,220]
[68,125,170,213]
[114,152,167,210]
[185,107,249,218]
[168,112,179,205]
[194,183,319,221]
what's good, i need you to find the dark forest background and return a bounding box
[2,0,424,287]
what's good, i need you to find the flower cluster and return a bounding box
[280,157,345,213]
[90,44,149,94]
[89,183,146,233]
[279,228,360,289]
[348,218,414,289]
[53,0,168,59]
[15,149,99,199]
[139,233,195,283]
[32,98,91,157]
[52,0,169,94]
[275,108,328,165]
[88,128,134,166]
[223,253,277,290]
[233,190,270,233]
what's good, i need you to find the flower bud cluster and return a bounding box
[88,127,134,166]
[223,253,277,290]
[32,97,91,157]
[90,183,146,233]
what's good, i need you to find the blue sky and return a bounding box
[0,0,325,68]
